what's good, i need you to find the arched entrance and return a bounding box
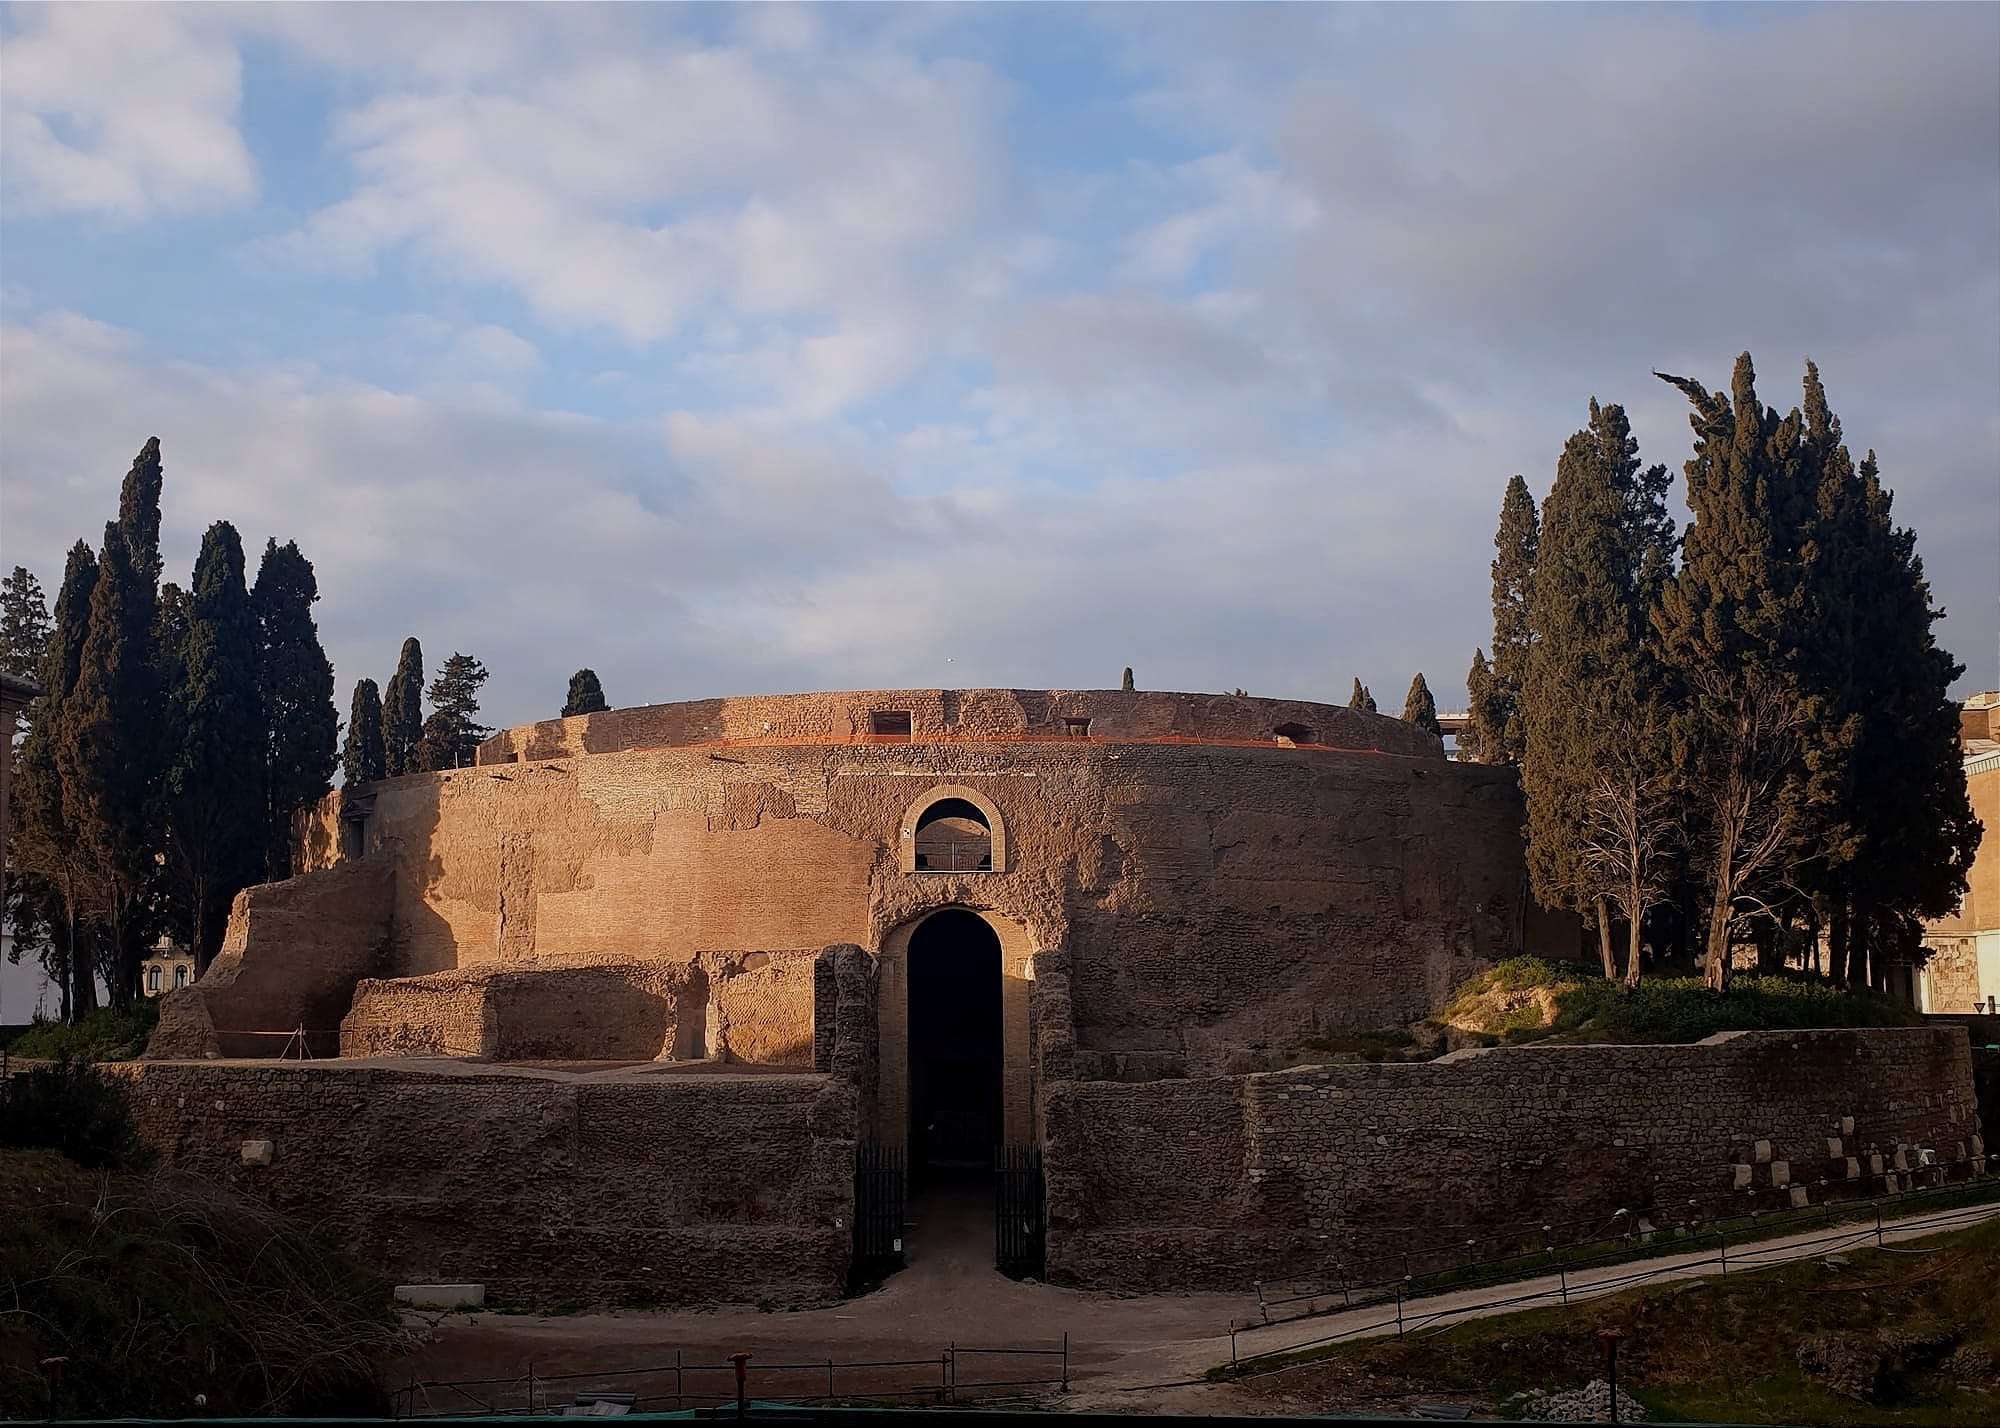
[906,909,1003,1173]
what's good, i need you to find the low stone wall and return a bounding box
[116,1061,856,1305]
[337,951,819,1064]
[1044,1027,1985,1292]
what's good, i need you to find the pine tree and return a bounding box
[166,522,267,970]
[253,540,338,878]
[8,542,101,1019]
[1522,400,1677,984]
[1461,649,1500,762]
[60,523,159,1002]
[1348,678,1376,713]
[1,566,51,679]
[416,652,491,771]
[1400,673,1442,739]
[562,668,609,717]
[1121,667,1135,692]
[382,637,424,777]
[1654,354,1809,988]
[1487,475,1540,764]
[343,679,386,787]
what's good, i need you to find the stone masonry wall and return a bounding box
[324,732,1526,1072]
[116,1061,855,1305]
[1044,1027,1984,1291]
[150,860,395,1058]
[477,687,1442,764]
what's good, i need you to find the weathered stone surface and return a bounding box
[1043,1028,1978,1292]
[113,1061,856,1306]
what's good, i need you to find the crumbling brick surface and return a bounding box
[150,859,395,1057]
[1044,1027,1983,1292]
[114,1061,856,1306]
[279,696,1530,1072]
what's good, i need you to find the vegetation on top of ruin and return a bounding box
[1229,1215,2000,1423]
[0,1067,404,1418]
[1438,957,1923,1047]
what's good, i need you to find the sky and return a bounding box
[1,1,1996,744]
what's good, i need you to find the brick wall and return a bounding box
[477,687,1442,764]
[310,736,1527,1073]
[1044,1027,1984,1292]
[115,1062,856,1305]
[150,860,395,1057]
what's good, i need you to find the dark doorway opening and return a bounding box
[907,909,1003,1179]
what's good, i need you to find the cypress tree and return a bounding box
[1654,354,1810,989]
[61,523,158,1002]
[117,437,165,587]
[1461,649,1500,763]
[343,679,386,787]
[1348,678,1376,713]
[382,637,424,777]
[1120,667,1135,692]
[166,522,267,970]
[9,542,102,1019]
[253,540,338,878]
[1837,451,1980,985]
[1400,673,1442,739]
[1487,475,1540,764]
[416,652,491,771]
[562,668,609,717]
[1522,400,1677,984]
[1,566,51,678]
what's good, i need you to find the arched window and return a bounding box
[900,785,1008,874]
[914,798,991,872]
[147,966,161,993]
[174,964,190,988]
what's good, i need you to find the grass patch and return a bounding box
[8,999,159,1061]
[1440,956,1921,1046]
[1231,1216,2000,1423]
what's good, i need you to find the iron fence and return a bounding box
[391,1338,1070,1418]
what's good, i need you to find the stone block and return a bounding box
[1788,1185,1809,1209]
[1732,1163,1753,1191]
[394,1283,485,1309]
[1826,1137,1842,1158]
[1869,1153,1884,1175]
[1753,1138,1773,1163]
[1893,1147,1910,1171]
[240,1139,274,1167]
[1770,1160,1790,1188]
[1841,1115,1854,1136]
[1845,1157,1861,1179]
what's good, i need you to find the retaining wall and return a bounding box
[116,1062,856,1305]
[1043,1027,1985,1291]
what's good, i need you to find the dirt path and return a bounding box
[383,1197,2000,1416]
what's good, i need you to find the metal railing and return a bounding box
[1239,1169,2000,1333]
[1225,1197,1999,1377]
[392,1338,1070,1417]
[912,841,992,872]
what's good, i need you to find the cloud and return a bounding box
[0,3,256,219]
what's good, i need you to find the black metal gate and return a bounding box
[994,1145,1045,1278]
[852,1143,906,1285]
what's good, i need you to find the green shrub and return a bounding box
[9,999,159,1061]
[0,1053,153,1170]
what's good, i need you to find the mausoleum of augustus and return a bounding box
[134,688,1986,1304]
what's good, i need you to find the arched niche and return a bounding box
[899,784,1008,874]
